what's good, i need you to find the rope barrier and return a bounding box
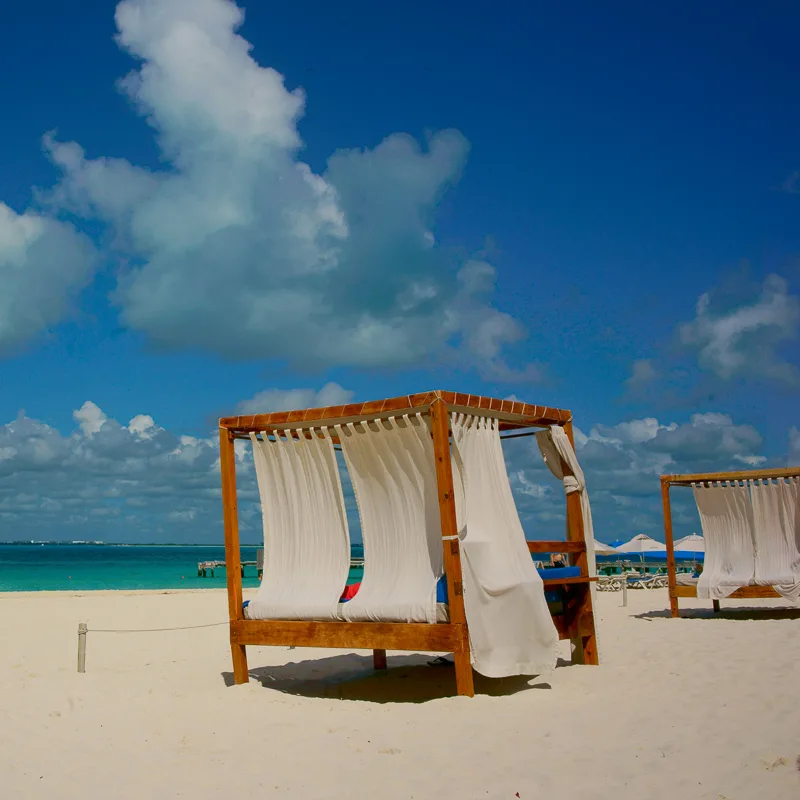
[76,619,298,673]
[77,620,229,671]
[87,621,229,633]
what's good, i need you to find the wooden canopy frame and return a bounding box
[219,390,598,698]
[661,466,800,618]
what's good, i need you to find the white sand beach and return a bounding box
[1,588,798,800]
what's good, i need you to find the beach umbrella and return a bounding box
[615,533,666,567]
[593,539,618,555]
[615,534,666,554]
[672,533,704,553]
[673,532,704,571]
[608,539,626,549]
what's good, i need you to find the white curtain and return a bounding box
[693,482,755,599]
[535,426,598,581]
[337,415,442,623]
[535,425,600,660]
[750,478,800,601]
[451,414,559,678]
[244,429,351,621]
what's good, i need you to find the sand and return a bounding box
[0,587,798,800]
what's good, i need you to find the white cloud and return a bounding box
[679,274,800,383]
[733,454,767,466]
[0,203,96,353]
[0,400,785,543]
[73,401,108,438]
[0,402,246,542]
[236,382,354,415]
[36,0,531,378]
[591,418,677,445]
[508,411,769,540]
[127,414,159,439]
[514,471,551,498]
[625,359,657,391]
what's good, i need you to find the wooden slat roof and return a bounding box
[220,390,571,433]
[662,466,800,486]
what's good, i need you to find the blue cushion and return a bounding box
[538,566,580,580]
[436,575,448,603]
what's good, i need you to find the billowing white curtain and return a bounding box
[535,425,600,661]
[244,429,351,621]
[451,414,559,678]
[337,415,442,623]
[694,482,755,599]
[750,478,800,600]
[535,426,598,582]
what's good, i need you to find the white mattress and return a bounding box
[245,602,451,623]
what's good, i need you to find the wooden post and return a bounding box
[220,426,249,684]
[373,649,387,670]
[77,622,87,673]
[713,600,720,614]
[562,421,598,666]
[621,576,628,608]
[661,478,680,619]
[429,399,474,697]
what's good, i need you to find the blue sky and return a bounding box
[1,0,798,543]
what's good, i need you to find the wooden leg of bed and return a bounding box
[571,637,585,665]
[569,584,597,665]
[231,643,249,685]
[670,594,680,618]
[454,650,474,697]
[713,600,721,614]
[453,627,474,697]
[581,633,598,666]
[373,649,387,670]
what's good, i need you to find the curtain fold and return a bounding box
[693,482,756,599]
[244,429,351,621]
[535,425,600,659]
[751,477,800,601]
[337,415,442,623]
[535,426,598,582]
[451,414,559,678]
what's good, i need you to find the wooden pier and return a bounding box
[197,560,262,578]
[197,550,364,579]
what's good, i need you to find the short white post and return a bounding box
[77,622,87,673]
[621,576,628,608]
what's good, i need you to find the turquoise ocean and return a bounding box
[0,544,365,592]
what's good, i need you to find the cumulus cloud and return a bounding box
[625,359,657,392]
[73,401,108,438]
[0,402,249,542]
[236,382,354,415]
[0,397,782,543]
[679,274,800,383]
[508,411,768,540]
[35,0,531,378]
[0,203,96,353]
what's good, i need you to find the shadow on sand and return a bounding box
[634,607,800,622]
[222,653,567,702]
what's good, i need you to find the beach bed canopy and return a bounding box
[219,390,599,697]
[661,468,800,616]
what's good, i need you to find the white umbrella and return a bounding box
[673,533,704,553]
[615,534,666,554]
[593,539,618,555]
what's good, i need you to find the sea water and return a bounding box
[0,544,365,592]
